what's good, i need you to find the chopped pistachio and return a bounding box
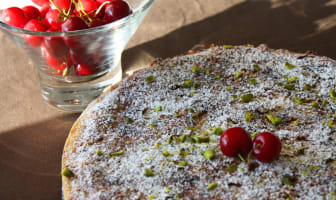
[224,45,234,49]
[235,72,243,79]
[162,151,170,157]
[281,174,295,186]
[232,95,238,99]
[251,132,258,140]
[204,149,215,160]
[192,65,201,73]
[296,147,305,156]
[294,120,299,126]
[226,87,232,91]
[208,182,218,190]
[179,134,187,143]
[226,165,237,173]
[195,136,210,143]
[144,168,154,177]
[186,136,196,143]
[142,147,148,152]
[245,111,254,123]
[253,64,261,71]
[188,108,194,113]
[301,170,308,175]
[304,84,312,90]
[285,62,297,70]
[293,97,302,105]
[61,168,75,178]
[277,83,283,87]
[205,69,210,74]
[126,117,134,124]
[165,187,171,192]
[145,75,154,83]
[193,82,199,89]
[284,83,295,90]
[184,80,192,88]
[192,113,198,118]
[173,112,180,118]
[155,143,160,149]
[178,160,187,166]
[311,101,319,108]
[154,105,162,112]
[167,137,173,144]
[149,124,156,128]
[322,100,327,107]
[148,195,155,199]
[330,89,336,98]
[213,127,224,136]
[110,150,124,157]
[267,114,282,126]
[328,120,334,129]
[126,141,131,145]
[189,91,195,97]
[249,78,257,85]
[94,149,103,156]
[214,74,221,79]
[241,93,254,103]
[288,76,298,83]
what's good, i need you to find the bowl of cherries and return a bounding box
[0,0,154,111]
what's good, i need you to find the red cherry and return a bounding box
[75,64,98,76]
[40,4,51,18]
[24,19,47,47]
[220,127,253,158]
[32,0,50,7]
[22,6,40,20]
[61,16,88,32]
[253,132,282,163]
[43,47,71,73]
[104,0,132,23]
[75,0,99,18]
[45,9,65,30]
[88,18,105,28]
[43,28,69,58]
[54,0,72,11]
[2,7,28,28]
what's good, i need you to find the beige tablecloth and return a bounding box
[1,0,336,199]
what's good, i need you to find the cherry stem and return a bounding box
[74,0,93,22]
[246,144,262,166]
[49,0,69,17]
[237,153,246,163]
[94,1,110,18]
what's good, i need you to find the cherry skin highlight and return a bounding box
[253,132,282,163]
[220,127,253,158]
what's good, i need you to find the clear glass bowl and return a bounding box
[0,0,154,112]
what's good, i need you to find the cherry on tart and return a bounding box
[22,6,41,20]
[220,127,253,158]
[104,0,132,23]
[2,7,28,28]
[253,132,282,163]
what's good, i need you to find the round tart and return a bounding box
[62,45,336,199]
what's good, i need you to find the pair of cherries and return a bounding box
[219,127,282,163]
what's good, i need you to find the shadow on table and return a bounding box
[0,113,79,200]
[122,0,336,74]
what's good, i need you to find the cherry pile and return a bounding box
[219,127,282,163]
[2,0,132,76]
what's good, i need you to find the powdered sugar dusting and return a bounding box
[63,45,336,200]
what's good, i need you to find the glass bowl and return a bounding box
[0,0,154,112]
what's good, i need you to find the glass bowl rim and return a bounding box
[0,0,154,36]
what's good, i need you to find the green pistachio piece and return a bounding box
[186,136,196,143]
[214,74,221,79]
[204,149,215,160]
[296,147,305,156]
[235,72,243,79]
[285,62,297,70]
[322,100,327,107]
[226,165,237,173]
[293,97,302,105]
[61,168,75,178]
[311,101,319,108]
[167,136,173,144]
[188,108,195,113]
[284,83,295,90]
[232,95,238,99]
[189,91,195,97]
[195,136,210,143]
[277,83,283,87]
[304,84,312,90]
[162,151,170,157]
[192,66,201,73]
[267,114,282,126]
[184,80,192,88]
[249,79,257,85]
[328,120,334,129]
[224,45,234,49]
[149,124,156,128]
[174,112,180,118]
[179,134,187,143]
[205,69,210,74]
[94,149,103,156]
[226,87,232,91]
[330,89,336,98]
[144,168,155,177]
[294,120,299,126]
[251,132,258,140]
[208,182,218,190]
[253,64,261,71]
[213,127,224,136]
[154,106,162,112]
[148,195,155,199]
[110,150,124,157]
[178,160,187,166]
[245,111,254,123]
[288,76,298,83]
[165,187,171,192]
[241,94,254,103]
[281,174,295,186]
[142,147,148,152]
[145,75,154,83]
[193,82,199,89]
[126,117,134,124]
